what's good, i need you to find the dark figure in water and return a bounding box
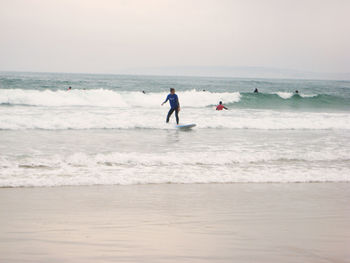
[254,88,259,93]
[161,88,180,124]
[142,90,146,94]
[67,86,72,91]
[295,90,299,94]
[216,101,228,110]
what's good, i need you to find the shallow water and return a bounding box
[0,129,349,186]
[0,72,350,187]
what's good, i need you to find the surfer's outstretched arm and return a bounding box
[161,95,169,106]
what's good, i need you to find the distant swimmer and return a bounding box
[67,86,72,91]
[161,88,180,124]
[254,88,259,93]
[216,101,228,110]
[295,90,299,94]
[142,90,146,94]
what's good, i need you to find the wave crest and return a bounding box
[0,89,240,108]
[1,89,349,110]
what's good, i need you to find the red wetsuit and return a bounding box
[216,104,225,110]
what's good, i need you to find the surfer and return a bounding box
[295,90,299,94]
[216,101,228,110]
[161,88,180,124]
[67,86,72,91]
[254,88,259,93]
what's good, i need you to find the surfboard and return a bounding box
[176,123,196,130]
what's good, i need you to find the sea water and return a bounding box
[0,72,350,187]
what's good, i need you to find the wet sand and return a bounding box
[1,183,349,263]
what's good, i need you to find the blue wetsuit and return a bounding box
[163,94,180,124]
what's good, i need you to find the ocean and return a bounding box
[1,72,350,187]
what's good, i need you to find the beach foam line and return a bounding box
[1,151,350,187]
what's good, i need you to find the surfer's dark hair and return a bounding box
[170,88,175,92]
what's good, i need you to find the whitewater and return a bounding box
[1,72,350,187]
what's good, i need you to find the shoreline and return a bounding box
[1,180,350,189]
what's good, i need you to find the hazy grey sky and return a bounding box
[1,0,349,75]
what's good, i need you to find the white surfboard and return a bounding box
[176,123,196,130]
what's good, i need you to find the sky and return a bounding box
[0,0,349,77]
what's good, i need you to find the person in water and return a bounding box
[254,88,259,93]
[216,101,228,110]
[161,88,180,124]
[67,86,72,91]
[295,90,299,94]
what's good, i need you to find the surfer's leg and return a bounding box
[166,108,175,123]
[175,108,179,124]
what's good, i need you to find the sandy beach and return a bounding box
[1,183,349,263]
[2,0,350,262]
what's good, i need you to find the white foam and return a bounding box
[276,92,293,99]
[1,151,349,187]
[275,92,317,99]
[1,89,349,131]
[300,93,318,98]
[0,89,241,108]
[1,106,349,130]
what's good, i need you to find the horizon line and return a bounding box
[1,68,350,82]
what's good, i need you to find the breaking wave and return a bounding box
[1,89,349,110]
[1,151,349,187]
